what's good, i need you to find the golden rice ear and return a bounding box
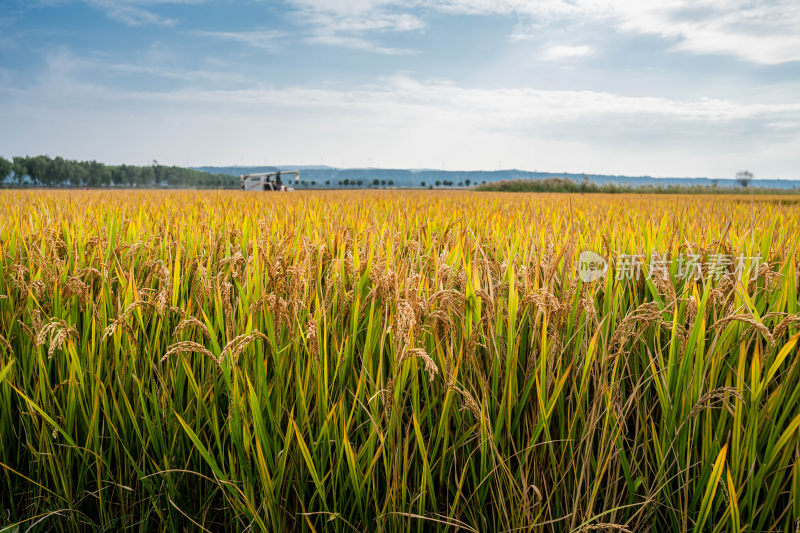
[162,341,219,366]
[219,330,268,364]
[710,314,775,346]
[773,314,800,339]
[34,317,79,359]
[306,317,320,374]
[396,347,439,383]
[172,316,211,340]
[0,334,13,356]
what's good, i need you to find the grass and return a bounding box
[0,190,799,532]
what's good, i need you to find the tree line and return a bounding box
[0,155,239,188]
[475,175,799,194]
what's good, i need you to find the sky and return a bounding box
[1,0,799,179]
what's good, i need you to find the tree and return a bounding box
[420,181,426,188]
[99,161,112,186]
[372,179,379,187]
[139,166,155,187]
[48,157,70,186]
[0,157,11,182]
[85,160,111,187]
[435,180,441,187]
[26,156,51,186]
[152,160,164,185]
[122,165,139,187]
[736,170,753,188]
[70,163,88,187]
[12,157,27,184]
[388,180,394,187]
[464,179,471,187]
[111,166,126,186]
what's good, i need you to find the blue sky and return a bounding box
[1,0,799,178]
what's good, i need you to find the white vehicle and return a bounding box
[240,170,299,191]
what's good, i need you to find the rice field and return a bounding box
[1,190,799,532]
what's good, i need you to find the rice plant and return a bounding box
[1,190,799,532]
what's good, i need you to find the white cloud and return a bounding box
[50,0,800,62]
[593,1,800,65]
[378,75,800,123]
[3,56,799,177]
[443,0,800,64]
[109,63,252,84]
[311,11,424,32]
[80,0,206,27]
[289,0,800,64]
[539,44,593,61]
[191,30,288,52]
[106,6,176,26]
[287,1,423,53]
[304,33,413,54]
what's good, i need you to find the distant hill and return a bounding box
[194,166,800,190]
[193,165,281,176]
